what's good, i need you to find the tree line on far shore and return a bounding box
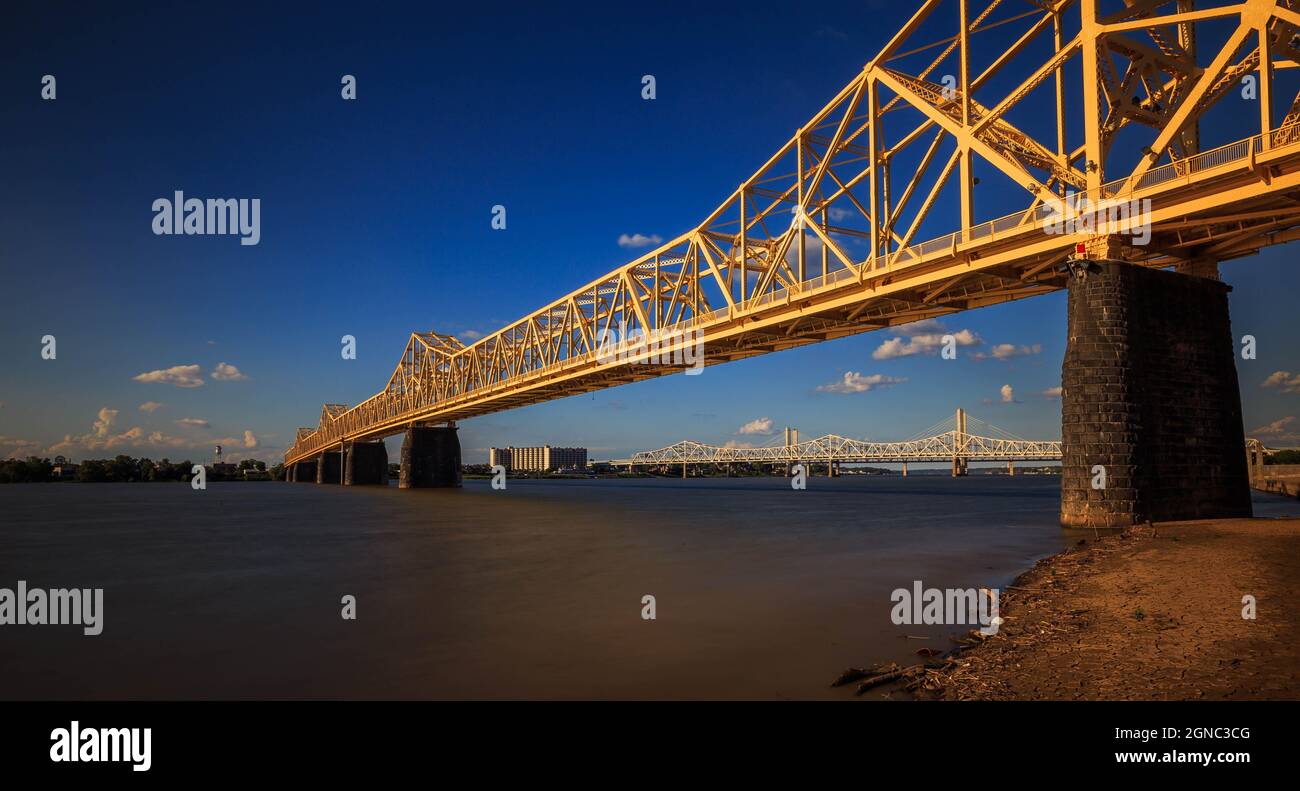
[0,456,287,483]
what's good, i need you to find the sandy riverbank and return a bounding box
[884,518,1300,700]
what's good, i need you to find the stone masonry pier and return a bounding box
[399,425,461,488]
[344,441,388,485]
[1060,260,1251,528]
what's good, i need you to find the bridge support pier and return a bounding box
[901,462,907,477]
[1247,442,1267,488]
[344,441,388,485]
[951,458,967,477]
[317,451,342,484]
[293,460,316,482]
[1060,260,1251,528]
[1007,461,1015,476]
[399,425,462,488]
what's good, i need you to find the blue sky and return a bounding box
[2,0,1299,465]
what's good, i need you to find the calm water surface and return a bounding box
[2,478,1297,699]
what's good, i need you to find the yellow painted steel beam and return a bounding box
[286,0,1300,466]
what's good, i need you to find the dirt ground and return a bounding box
[902,518,1300,700]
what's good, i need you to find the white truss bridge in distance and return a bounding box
[613,410,1062,467]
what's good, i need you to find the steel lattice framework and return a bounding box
[617,424,1062,466]
[288,0,1300,466]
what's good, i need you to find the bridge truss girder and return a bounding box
[618,431,1062,466]
[288,0,1300,466]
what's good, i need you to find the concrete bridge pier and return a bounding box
[1060,259,1251,528]
[294,460,317,482]
[316,451,342,484]
[1246,441,1268,488]
[344,441,389,485]
[951,407,968,477]
[399,425,462,488]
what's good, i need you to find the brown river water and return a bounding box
[2,477,1297,699]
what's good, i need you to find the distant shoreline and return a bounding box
[4,467,1065,483]
[4,454,1062,484]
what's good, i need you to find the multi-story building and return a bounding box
[489,446,587,471]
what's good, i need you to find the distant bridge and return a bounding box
[1246,437,1300,497]
[612,409,1061,476]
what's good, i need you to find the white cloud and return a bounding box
[972,343,1042,361]
[138,401,165,413]
[92,407,119,437]
[214,431,259,449]
[723,439,757,449]
[134,364,205,388]
[460,329,484,341]
[47,407,193,456]
[1251,416,1296,436]
[617,233,663,249]
[143,430,192,449]
[0,437,42,460]
[872,329,980,360]
[1000,384,1016,403]
[737,417,775,435]
[1262,371,1300,393]
[894,318,947,336]
[39,408,266,459]
[1041,386,1063,399]
[816,372,907,394]
[210,362,248,382]
[782,233,825,266]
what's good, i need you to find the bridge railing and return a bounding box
[1102,124,1300,195]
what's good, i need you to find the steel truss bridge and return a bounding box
[613,410,1061,468]
[288,0,1300,466]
